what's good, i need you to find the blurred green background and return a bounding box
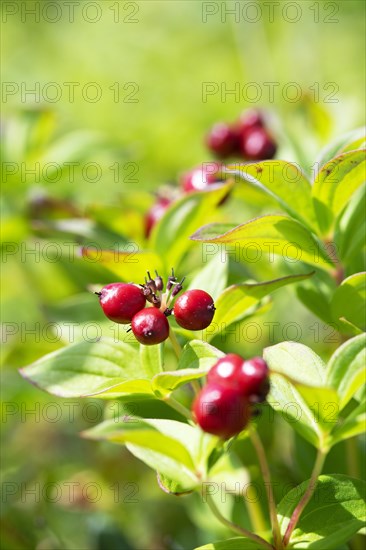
[1,1,365,549]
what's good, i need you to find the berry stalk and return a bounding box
[250,427,283,550]
[168,329,182,359]
[282,448,327,547]
[205,492,275,550]
[164,396,193,421]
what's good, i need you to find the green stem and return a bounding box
[191,379,202,395]
[250,428,283,550]
[169,330,201,395]
[346,439,363,550]
[165,396,193,421]
[206,493,275,550]
[283,448,327,547]
[350,536,365,550]
[246,487,268,534]
[169,329,182,359]
[346,438,360,478]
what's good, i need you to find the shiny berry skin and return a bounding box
[241,128,277,160]
[237,109,265,136]
[98,283,146,324]
[207,354,270,402]
[193,383,251,439]
[131,307,169,345]
[206,122,239,158]
[173,289,215,330]
[181,163,223,193]
[145,197,171,238]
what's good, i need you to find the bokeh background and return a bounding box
[1,1,365,549]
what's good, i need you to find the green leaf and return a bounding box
[81,246,163,282]
[204,273,314,341]
[156,473,194,496]
[264,342,338,448]
[312,149,366,235]
[178,340,225,370]
[152,340,224,397]
[140,343,164,378]
[296,287,331,326]
[278,475,366,548]
[143,418,217,468]
[150,181,233,270]
[295,269,337,325]
[314,127,366,171]
[326,335,366,410]
[331,400,366,446]
[195,538,266,550]
[126,443,198,490]
[331,273,366,331]
[152,368,208,397]
[190,216,333,271]
[19,338,155,399]
[188,253,228,300]
[334,183,366,263]
[83,417,199,490]
[225,161,318,232]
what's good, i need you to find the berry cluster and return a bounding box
[144,110,277,237]
[144,162,223,237]
[206,109,277,161]
[96,271,215,345]
[193,354,270,439]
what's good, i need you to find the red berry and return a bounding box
[181,163,223,193]
[239,357,270,402]
[193,383,251,439]
[241,128,277,160]
[237,109,265,136]
[207,354,243,387]
[131,307,169,345]
[206,123,239,158]
[173,289,215,330]
[145,197,171,238]
[98,283,146,324]
[208,354,270,402]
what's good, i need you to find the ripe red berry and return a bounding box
[206,122,239,158]
[237,109,265,136]
[131,307,169,345]
[173,289,215,330]
[193,383,251,439]
[207,354,270,402]
[181,163,223,193]
[241,128,277,160]
[145,197,171,238]
[98,283,146,324]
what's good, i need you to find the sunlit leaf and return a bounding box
[312,149,366,235]
[224,160,318,232]
[190,216,333,271]
[326,334,366,410]
[278,475,366,548]
[19,338,155,399]
[331,273,366,331]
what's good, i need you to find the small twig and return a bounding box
[250,427,283,549]
[205,493,275,550]
[282,448,326,547]
[169,329,182,359]
[164,396,193,421]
